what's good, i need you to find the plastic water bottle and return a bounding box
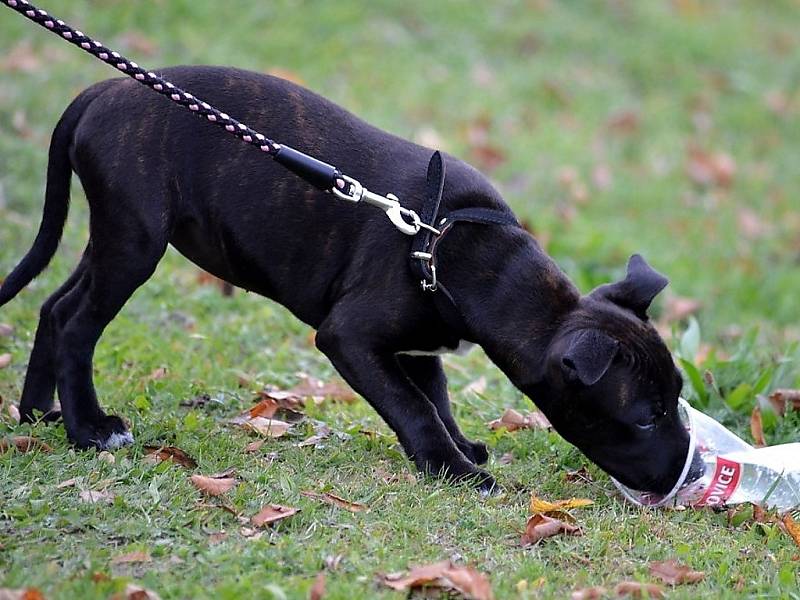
[613,399,800,511]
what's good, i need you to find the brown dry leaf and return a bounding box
[662,296,702,323]
[614,581,665,598]
[0,436,52,454]
[244,417,292,438]
[465,115,507,173]
[565,467,594,483]
[768,389,800,417]
[190,474,237,496]
[6,403,20,423]
[56,478,78,489]
[79,490,115,504]
[111,551,152,565]
[287,376,357,404]
[301,491,368,512]
[0,354,12,369]
[143,445,198,469]
[606,109,641,135]
[782,514,800,549]
[686,147,736,188]
[251,503,299,527]
[245,439,265,453]
[571,587,608,600]
[297,424,331,448]
[147,367,168,381]
[0,323,13,337]
[648,560,705,585]
[208,531,228,545]
[379,560,494,600]
[309,572,326,600]
[0,589,46,600]
[520,514,582,546]
[750,406,766,448]
[114,584,162,600]
[488,408,551,432]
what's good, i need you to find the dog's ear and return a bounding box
[590,254,668,320]
[561,329,619,386]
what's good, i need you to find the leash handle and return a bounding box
[1,0,346,193]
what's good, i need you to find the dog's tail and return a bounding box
[0,83,109,307]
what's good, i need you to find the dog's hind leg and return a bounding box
[51,223,167,450]
[19,248,91,424]
[396,355,489,465]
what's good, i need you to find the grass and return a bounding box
[1,0,800,598]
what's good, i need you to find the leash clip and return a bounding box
[333,174,438,237]
[411,251,438,292]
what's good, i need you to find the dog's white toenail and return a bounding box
[103,431,134,450]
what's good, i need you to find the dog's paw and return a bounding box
[458,440,489,465]
[70,415,133,450]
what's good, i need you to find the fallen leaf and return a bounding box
[571,587,608,600]
[143,445,198,468]
[0,436,52,453]
[0,354,12,369]
[488,408,551,432]
[243,417,293,438]
[768,389,800,417]
[301,491,368,512]
[114,584,162,600]
[750,406,766,448]
[287,376,357,404]
[79,490,115,504]
[613,581,665,598]
[520,514,582,546]
[309,572,326,600]
[111,551,152,565]
[0,323,13,337]
[565,467,594,483]
[147,367,168,381]
[7,403,20,423]
[208,531,228,545]
[686,147,735,188]
[190,474,237,496]
[648,560,705,585]
[251,503,299,527]
[783,514,800,549]
[530,495,593,521]
[463,376,487,395]
[91,572,110,582]
[662,296,702,323]
[0,589,45,600]
[297,423,331,448]
[56,478,78,489]
[465,115,507,173]
[379,560,494,600]
[245,439,265,453]
[606,109,641,135]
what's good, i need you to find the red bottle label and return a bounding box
[697,457,742,506]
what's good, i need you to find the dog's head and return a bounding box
[527,255,688,494]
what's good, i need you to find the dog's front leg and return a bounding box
[316,322,495,491]
[396,355,489,466]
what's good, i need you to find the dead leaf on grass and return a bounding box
[750,406,766,448]
[463,376,487,395]
[782,514,800,549]
[662,296,702,323]
[111,551,152,565]
[287,375,357,404]
[565,467,594,483]
[56,478,78,489]
[571,587,607,600]
[301,491,368,512]
[529,495,593,522]
[0,354,12,369]
[309,572,326,600]
[113,583,162,600]
[79,490,115,504]
[0,436,52,454]
[147,367,168,381]
[0,589,45,600]
[686,147,735,188]
[251,503,299,527]
[768,389,800,417]
[297,423,332,448]
[243,417,293,438]
[143,445,198,468]
[6,403,20,423]
[0,323,13,337]
[614,581,665,598]
[379,560,494,600]
[190,474,237,496]
[648,560,705,585]
[488,408,551,432]
[245,439,265,453]
[521,514,582,546]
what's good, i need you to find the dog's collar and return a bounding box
[410,152,519,339]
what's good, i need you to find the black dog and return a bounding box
[0,66,689,493]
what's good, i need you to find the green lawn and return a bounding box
[2,1,799,598]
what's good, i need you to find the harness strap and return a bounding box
[410,152,520,339]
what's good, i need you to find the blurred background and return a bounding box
[1,1,799,420]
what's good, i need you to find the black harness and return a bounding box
[410,152,519,339]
